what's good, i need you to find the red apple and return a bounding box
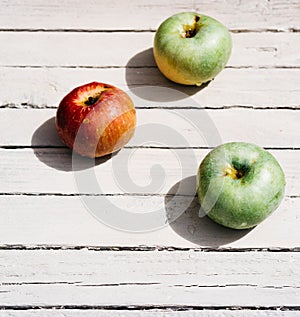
[56,82,136,158]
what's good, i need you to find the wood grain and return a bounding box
[0,195,298,248]
[0,0,299,311]
[0,311,298,316]
[1,108,300,148]
[0,148,297,196]
[0,0,298,31]
[0,68,298,109]
[0,32,298,68]
[0,250,299,306]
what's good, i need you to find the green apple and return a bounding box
[153,12,232,85]
[197,142,286,229]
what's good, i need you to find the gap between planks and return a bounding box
[0,28,299,33]
[0,0,298,31]
[0,305,300,317]
[0,195,298,248]
[0,68,298,109]
[1,146,300,150]
[0,149,298,196]
[2,66,300,69]
[0,32,299,68]
[0,250,299,306]
[1,108,300,148]
[0,244,299,252]
[1,105,300,110]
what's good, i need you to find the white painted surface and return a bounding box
[0,68,299,108]
[0,32,298,68]
[0,148,297,196]
[0,250,299,306]
[0,0,299,313]
[0,195,298,248]
[1,108,300,148]
[0,0,298,30]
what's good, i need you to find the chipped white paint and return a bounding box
[0,68,299,108]
[0,148,297,196]
[0,250,299,306]
[0,0,298,31]
[0,311,298,317]
[0,32,298,68]
[0,195,299,248]
[0,0,299,313]
[1,108,300,148]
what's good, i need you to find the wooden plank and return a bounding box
[0,68,299,108]
[0,0,298,31]
[0,250,299,306]
[0,311,298,317]
[0,195,298,247]
[0,32,299,68]
[0,148,297,196]
[1,108,300,148]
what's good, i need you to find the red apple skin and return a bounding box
[56,82,136,158]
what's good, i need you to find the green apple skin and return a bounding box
[197,142,286,229]
[153,12,232,85]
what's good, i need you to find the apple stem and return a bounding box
[85,96,99,106]
[183,16,200,38]
[224,166,247,180]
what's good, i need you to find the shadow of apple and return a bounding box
[31,117,113,172]
[125,48,211,102]
[165,176,252,247]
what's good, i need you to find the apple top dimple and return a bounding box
[181,15,201,38]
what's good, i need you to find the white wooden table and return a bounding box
[0,0,299,315]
